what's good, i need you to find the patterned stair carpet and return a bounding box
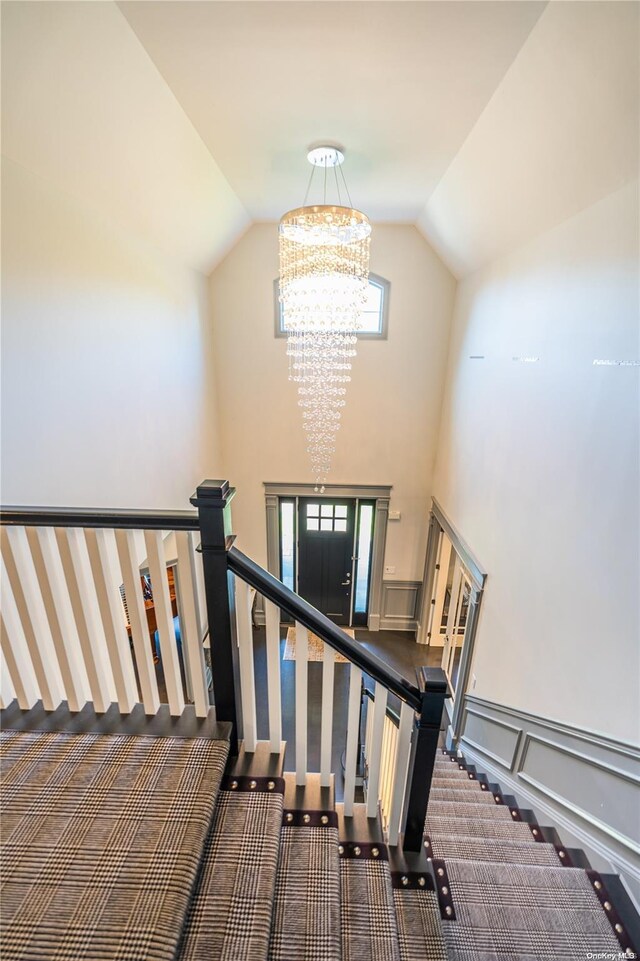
[0,730,230,961]
[2,732,635,960]
[426,752,635,961]
[339,842,401,961]
[269,810,341,961]
[178,775,284,961]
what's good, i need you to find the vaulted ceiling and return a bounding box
[2,1,638,277]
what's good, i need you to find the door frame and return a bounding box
[416,499,487,744]
[262,482,392,631]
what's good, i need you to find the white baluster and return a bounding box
[294,621,308,785]
[36,527,89,712]
[320,641,335,786]
[4,528,64,710]
[115,529,160,716]
[0,647,15,708]
[387,701,415,846]
[235,576,257,752]
[0,557,39,709]
[144,530,184,716]
[176,531,209,718]
[264,598,282,753]
[366,682,387,818]
[343,664,362,817]
[65,528,114,712]
[94,529,138,714]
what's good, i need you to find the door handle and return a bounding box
[341,579,351,586]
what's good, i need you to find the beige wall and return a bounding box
[1,158,222,509]
[210,223,456,576]
[433,181,639,742]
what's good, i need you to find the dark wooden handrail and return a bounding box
[0,506,200,531]
[228,545,422,712]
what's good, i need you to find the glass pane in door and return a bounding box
[280,500,295,590]
[354,504,374,615]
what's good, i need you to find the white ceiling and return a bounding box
[2,1,637,277]
[118,1,546,223]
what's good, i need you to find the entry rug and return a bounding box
[284,626,351,663]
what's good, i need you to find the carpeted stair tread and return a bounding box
[432,764,472,778]
[426,814,538,842]
[340,852,400,961]
[431,774,486,789]
[179,783,283,961]
[431,771,474,784]
[426,834,562,866]
[429,786,498,805]
[268,816,340,961]
[393,889,448,961]
[440,859,623,960]
[1,730,230,961]
[427,799,515,820]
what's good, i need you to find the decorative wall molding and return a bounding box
[457,694,640,910]
[379,580,421,632]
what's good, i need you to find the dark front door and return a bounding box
[298,498,355,624]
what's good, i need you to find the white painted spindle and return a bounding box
[116,529,160,716]
[36,527,89,712]
[65,528,113,712]
[235,576,257,751]
[94,529,138,714]
[294,621,308,785]
[264,598,282,752]
[176,531,209,718]
[0,557,39,709]
[366,682,388,817]
[343,664,362,817]
[387,700,415,846]
[0,647,15,708]
[320,641,335,786]
[144,530,184,716]
[4,528,64,710]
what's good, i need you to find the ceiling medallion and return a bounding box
[279,144,371,492]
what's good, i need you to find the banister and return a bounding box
[0,507,200,531]
[227,545,422,712]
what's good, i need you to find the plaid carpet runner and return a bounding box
[1,730,635,960]
[0,729,228,961]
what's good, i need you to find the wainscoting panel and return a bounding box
[458,694,640,910]
[379,581,421,632]
[459,707,522,770]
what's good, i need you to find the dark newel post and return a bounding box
[190,480,240,756]
[402,667,448,852]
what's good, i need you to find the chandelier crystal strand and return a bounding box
[279,203,371,490]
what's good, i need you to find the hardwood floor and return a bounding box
[251,624,441,800]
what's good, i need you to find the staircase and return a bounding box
[1,478,638,960]
[176,745,635,961]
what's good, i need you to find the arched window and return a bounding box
[274,273,390,339]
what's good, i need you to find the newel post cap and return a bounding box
[190,480,236,509]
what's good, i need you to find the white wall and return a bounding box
[210,223,456,576]
[433,181,639,743]
[1,158,222,509]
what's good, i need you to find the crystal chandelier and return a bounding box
[279,145,371,491]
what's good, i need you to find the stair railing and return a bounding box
[192,479,448,851]
[0,478,448,850]
[0,505,210,721]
